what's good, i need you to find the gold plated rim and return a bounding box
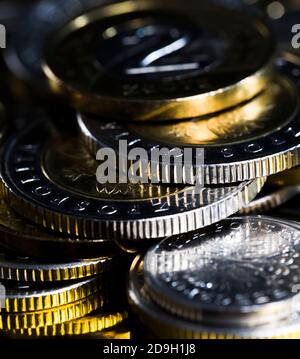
[5,311,128,337]
[0,277,103,313]
[0,294,105,330]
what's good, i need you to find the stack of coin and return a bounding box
[1,0,300,339]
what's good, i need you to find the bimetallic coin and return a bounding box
[0,246,117,282]
[79,70,300,184]
[0,120,264,240]
[43,0,274,121]
[0,277,102,312]
[7,311,127,337]
[143,216,300,327]
[129,256,300,339]
[0,293,104,330]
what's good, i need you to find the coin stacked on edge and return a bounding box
[1,0,300,340]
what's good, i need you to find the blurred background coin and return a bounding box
[43,0,274,121]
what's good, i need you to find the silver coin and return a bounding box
[0,119,265,240]
[78,59,300,184]
[143,216,300,327]
[129,256,300,339]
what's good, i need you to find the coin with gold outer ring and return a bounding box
[0,293,105,330]
[0,120,265,240]
[0,277,102,313]
[129,256,300,339]
[43,0,274,121]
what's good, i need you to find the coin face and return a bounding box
[79,70,300,184]
[0,118,265,239]
[43,0,274,120]
[143,216,300,327]
[128,255,300,339]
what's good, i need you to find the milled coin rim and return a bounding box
[79,64,300,184]
[0,276,103,313]
[0,251,116,282]
[0,120,265,239]
[0,293,105,330]
[143,216,300,327]
[128,256,300,339]
[5,311,128,337]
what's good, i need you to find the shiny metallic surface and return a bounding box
[143,216,300,327]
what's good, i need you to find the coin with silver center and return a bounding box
[79,62,300,184]
[0,118,264,240]
[143,216,300,328]
[43,0,274,121]
[128,255,300,339]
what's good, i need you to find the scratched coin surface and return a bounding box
[79,70,300,184]
[0,119,264,240]
[43,0,274,121]
[143,216,300,327]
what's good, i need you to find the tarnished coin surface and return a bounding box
[43,0,274,121]
[143,216,300,327]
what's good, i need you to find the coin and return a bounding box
[240,187,299,214]
[79,71,300,184]
[143,216,300,327]
[43,0,274,121]
[241,167,300,214]
[0,120,265,240]
[0,293,104,330]
[0,276,103,312]
[0,245,117,282]
[129,256,300,339]
[7,310,127,337]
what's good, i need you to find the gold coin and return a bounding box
[0,294,104,330]
[128,75,296,146]
[0,277,102,313]
[7,311,128,337]
[43,0,274,121]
